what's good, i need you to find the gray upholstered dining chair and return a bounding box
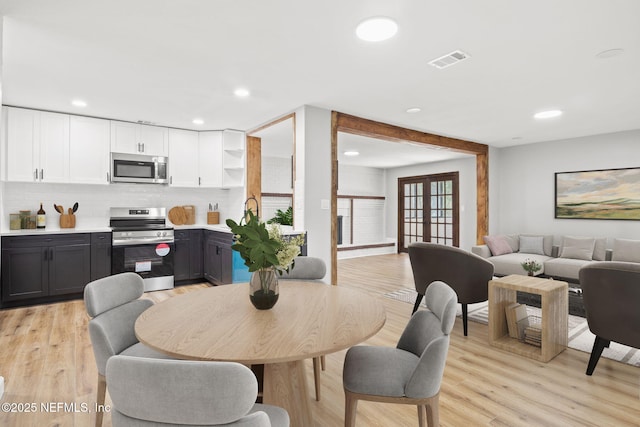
[343,280,457,427]
[279,256,327,401]
[106,355,290,426]
[579,261,640,375]
[84,272,171,427]
[409,242,494,336]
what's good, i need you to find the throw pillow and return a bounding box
[483,235,513,256]
[559,236,596,261]
[593,237,607,261]
[518,235,545,255]
[612,238,640,263]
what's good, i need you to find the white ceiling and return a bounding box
[1,0,639,156]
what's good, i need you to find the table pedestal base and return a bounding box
[263,360,312,427]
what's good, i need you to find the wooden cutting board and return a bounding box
[183,205,196,225]
[168,206,187,225]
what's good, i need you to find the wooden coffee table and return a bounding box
[488,275,568,362]
[135,281,386,427]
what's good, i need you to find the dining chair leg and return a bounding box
[312,357,321,401]
[417,405,427,427]
[95,374,107,427]
[412,293,424,314]
[321,354,326,371]
[462,303,469,336]
[344,391,358,427]
[426,394,439,427]
[586,336,610,375]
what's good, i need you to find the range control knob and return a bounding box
[162,231,167,237]
[156,231,162,237]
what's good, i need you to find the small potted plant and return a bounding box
[226,211,305,309]
[267,206,293,226]
[521,258,542,276]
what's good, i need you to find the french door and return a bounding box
[398,172,459,252]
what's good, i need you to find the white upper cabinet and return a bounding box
[222,129,245,188]
[110,121,168,156]
[69,116,110,185]
[198,131,223,188]
[4,107,69,183]
[168,129,199,187]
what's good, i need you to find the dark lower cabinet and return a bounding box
[1,233,91,303]
[174,229,203,282]
[189,230,203,279]
[174,231,191,282]
[203,230,232,285]
[90,232,112,281]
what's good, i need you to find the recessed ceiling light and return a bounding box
[596,48,624,59]
[234,88,250,97]
[71,99,87,107]
[344,151,360,156]
[356,17,398,42]
[406,107,421,113]
[192,118,204,125]
[534,110,563,119]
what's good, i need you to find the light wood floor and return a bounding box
[1,253,639,426]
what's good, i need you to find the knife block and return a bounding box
[60,213,76,228]
[207,211,219,225]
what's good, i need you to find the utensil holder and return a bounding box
[207,211,220,224]
[60,213,76,228]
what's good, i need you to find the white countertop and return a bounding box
[173,223,303,235]
[1,223,302,237]
[1,226,112,237]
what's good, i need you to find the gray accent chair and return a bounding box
[343,281,458,427]
[279,256,327,401]
[409,242,494,336]
[84,272,171,427]
[107,355,290,426]
[579,261,640,375]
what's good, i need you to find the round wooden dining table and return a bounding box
[135,280,386,427]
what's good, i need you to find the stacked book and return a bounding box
[505,303,529,339]
[524,325,542,347]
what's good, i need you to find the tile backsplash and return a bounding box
[1,182,244,231]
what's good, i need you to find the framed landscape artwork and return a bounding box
[555,167,640,220]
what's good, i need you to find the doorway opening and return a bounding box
[398,172,459,252]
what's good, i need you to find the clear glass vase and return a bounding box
[249,266,279,310]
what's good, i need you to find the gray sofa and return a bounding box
[471,235,640,282]
[473,235,640,317]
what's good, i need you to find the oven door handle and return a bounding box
[112,238,175,246]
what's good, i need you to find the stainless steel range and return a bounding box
[110,207,175,292]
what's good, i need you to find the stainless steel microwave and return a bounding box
[110,152,169,184]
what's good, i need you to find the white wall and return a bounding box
[337,164,387,247]
[494,129,640,243]
[294,105,332,280]
[338,164,385,196]
[385,156,478,250]
[262,156,292,194]
[1,182,233,230]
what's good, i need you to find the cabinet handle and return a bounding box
[43,249,48,261]
[40,169,44,180]
[199,177,201,186]
[107,172,110,182]
[34,169,38,181]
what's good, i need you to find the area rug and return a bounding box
[384,287,640,367]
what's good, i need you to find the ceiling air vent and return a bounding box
[137,120,156,125]
[428,50,470,69]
